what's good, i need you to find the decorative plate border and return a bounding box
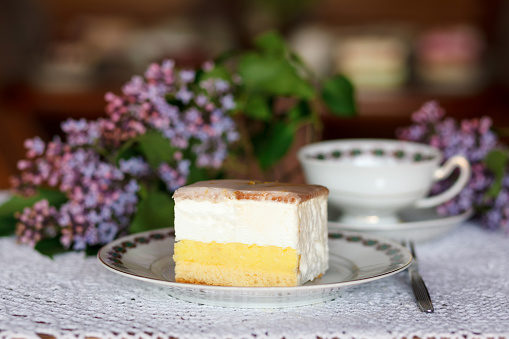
[105,229,407,273]
[105,229,174,271]
[329,233,406,266]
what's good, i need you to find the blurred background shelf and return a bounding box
[1,0,509,188]
[322,84,509,140]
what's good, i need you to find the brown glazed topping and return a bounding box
[173,180,329,203]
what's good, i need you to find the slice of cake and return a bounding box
[172,179,329,287]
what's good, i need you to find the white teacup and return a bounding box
[298,139,471,225]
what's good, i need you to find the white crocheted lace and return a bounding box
[1,222,509,339]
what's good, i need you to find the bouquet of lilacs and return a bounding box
[3,60,239,255]
[397,101,509,233]
[0,31,356,255]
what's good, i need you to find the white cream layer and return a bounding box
[174,195,329,284]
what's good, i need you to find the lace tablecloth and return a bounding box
[1,222,508,339]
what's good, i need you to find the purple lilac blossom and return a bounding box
[12,59,240,250]
[24,137,45,158]
[119,157,150,176]
[397,101,508,233]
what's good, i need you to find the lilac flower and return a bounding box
[158,162,189,191]
[72,234,87,251]
[202,61,214,72]
[24,137,45,158]
[122,76,145,97]
[215,79,230,93]
[195,94,208,107]
[17,160,31,171]
[161,59,175,74]
[179,70,196,83]
[398,101,508,233]
[221,94,236,110]
[119,157,150,176]
[61,119,101,147]
[176,87,193,104]
[98,221,118,244]
[12,58,240,251]
[144,63,162,81]
[411,101,445,124]
[200,79,216,94]
[16,199,59,247]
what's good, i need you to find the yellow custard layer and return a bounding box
[173,240,299,287]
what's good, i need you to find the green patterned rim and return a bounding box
[106,230,173,270]
[308,148,436,162]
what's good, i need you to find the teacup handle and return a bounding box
[413,155,471,209]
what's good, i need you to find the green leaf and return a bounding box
[254,31,287,56]
[214,48,238,64]
[253,121,296,170]
[137,182,149,200]
[0,216,16,236]
[287,100,312,123]
[0,188,67,218]
[112,138,138,164]
[0,188,66,237]
[238,53,315,99]
[34,237,67,259]
[321,74,357,117]
[186,165,216,185]
[129,186,174,234]
[244,94,272,121]
[238,53,279,90]
[484,149,509,198]
[198,64,231,82]
[85,245,102,257]
[137,130,176,169]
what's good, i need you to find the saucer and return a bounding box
[328,207,473,242]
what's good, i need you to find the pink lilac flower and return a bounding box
[24,137,45,158]
[16,199,59,246]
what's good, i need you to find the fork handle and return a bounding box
[409,269,434,313]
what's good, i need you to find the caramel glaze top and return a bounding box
[173,179,329,203]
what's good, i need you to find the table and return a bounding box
[1,222,508,339]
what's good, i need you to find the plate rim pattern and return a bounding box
[98,228,412,293]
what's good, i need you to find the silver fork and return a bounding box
[403,240,434,313]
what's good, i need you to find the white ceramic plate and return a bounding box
[98,228,411,308]
[328,207,473,242]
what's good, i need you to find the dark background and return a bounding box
[1,0,509,187]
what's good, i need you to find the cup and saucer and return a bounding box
[298,139,472,242]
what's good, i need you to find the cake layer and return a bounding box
[175,262,298,287]
[174,240,298,273]
[173,180,329,203]
[174,240,299,286]
[174,198,300,247]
